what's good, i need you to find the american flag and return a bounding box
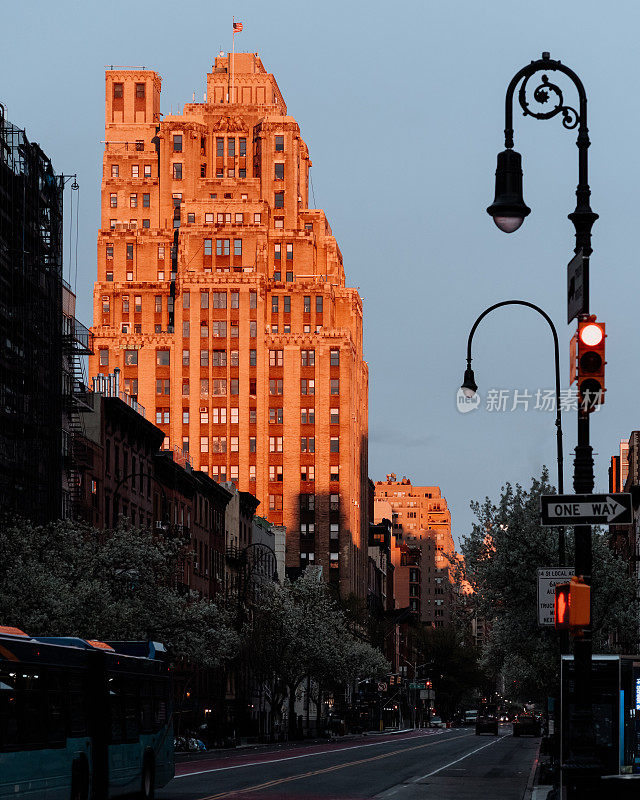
[233,21,243,32]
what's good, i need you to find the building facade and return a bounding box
[374,475,457,627]
[0,107,64,522]
[89,54,369,597]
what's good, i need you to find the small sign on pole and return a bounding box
[537,568,573,626]
[567,250,586,324]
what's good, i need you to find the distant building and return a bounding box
[373,474,460,628]
[0,107,64,522]
[88,54,369,598]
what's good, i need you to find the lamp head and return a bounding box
[461,367,478,398]
[487,149,531,233]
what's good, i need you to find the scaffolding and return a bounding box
[0,104,64,522]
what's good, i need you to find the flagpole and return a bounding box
[231,17,235,105]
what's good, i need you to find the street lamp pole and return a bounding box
[488,53,599,793]
[463,300,565,565]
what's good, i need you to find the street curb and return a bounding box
[523,739,542,800]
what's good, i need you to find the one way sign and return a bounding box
[540,493,633,526]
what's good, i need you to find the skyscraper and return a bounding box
[89,54,369,596]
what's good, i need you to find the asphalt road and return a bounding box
[158,726,539,799]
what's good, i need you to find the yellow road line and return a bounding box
[200,731,474,799]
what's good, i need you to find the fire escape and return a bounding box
[62,289,94,521]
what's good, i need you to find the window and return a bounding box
[230,436,239,453]
[216,137,224,157]
[269,349,283,367]
[269,495,283,511]
[200,378,209,396]
[330,408,339,424]
[142,193,150,208]
[301,350,315,366]
[274,191,284,208]
[135,83,145,98]
[316,296,323,313]
[200,350,209,367]
[200,291,209,309]
[132,295,141,313]
[126,243,134,260]
[122,296,130,314]
[246,349,256,367]
[230,350,239,366]
[274,271,281,282]
[186,212,195,223]
[172,163,183,180]
[205,212,214,224]
[275,163,284,180]
[173,134,183,152]
[99,349,109,366]
[254,212,261,223]
[155,409,169,424]
[331,379,340,395]
[182,380,189,396]
[131,164,139,178]
[274,244,281,262]
[204,239,212,256]
[142,218,150,228]
[200,407,209,424]
[269,436,283,453]
[110,219,116,229]
[330,349,340,366]
[111,164,119,178]
[124,349,138,365]
[230,379,239,395]
[304,296,311,313]
[113,83,123,98]
[144,164,152,178]
[183,349,190,366]
[239,137,247,156]
[330,465,340,481]
[182,321,190,338]
[286,243,293,261]
[213,379,226,396]
[269,379,283,396]
[200,436,209,453]
[301,465,315,482]
[301,379,315,395]
[301,437,316,453]
[158,244,165,260]
[330,437,340,453]
[271,296,279,314]
[249,465,256,482]
[157,350,170,366]
[230,407,239,424]
[227,138,236,158]
[269,465,283,482]
[269,407,283,424]
[110,193,117,208]
[249,321,257,338]
[249,408,257,424]
[301,408,315,425]
[100,294,109,312]
[234,238,242,256]
[330,523,339,540]
[154,295,162,313]
[130,193,138,208]
[216,239,230,256]
[212,407,227,424]
[250,291,257,309]
[201,323,209,338]
[330,493,339,511]
[212,321,226,338]
[155,379,170,396]
[275,135,284,152]
[212,350,226,366]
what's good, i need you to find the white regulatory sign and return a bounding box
[537,567,573,626]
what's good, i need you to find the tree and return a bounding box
[0,515,238,668]
[242,568,389,738]
[461,468,639,702]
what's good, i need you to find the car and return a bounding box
[428,715,444,728]
[512,714,542,737]
[464,710,479,726]
[475,714,499,735]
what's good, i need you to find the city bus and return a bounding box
[0,626,174,799]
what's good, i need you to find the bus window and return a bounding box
[46,669,66,745]
[21,672,46,747]
[153,679,167,731]
[140,679,153,734]
[124,678,139,740]
[68,673,88,737]
[0,668,18,748]
[109,676,124,743]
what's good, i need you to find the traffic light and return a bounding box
[554,576,590,630]
[576,317,606,411]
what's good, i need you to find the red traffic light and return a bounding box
[576,317,605,412]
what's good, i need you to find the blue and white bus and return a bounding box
[0,626,174,799]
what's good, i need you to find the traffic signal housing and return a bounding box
[555,576,590,631]
[576,317,606,411]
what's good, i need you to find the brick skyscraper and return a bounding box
[89,54,369,597]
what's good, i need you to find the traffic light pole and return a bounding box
[498,54,599,797]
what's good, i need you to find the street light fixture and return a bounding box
[460,367,478,398]
[486,149,531,233]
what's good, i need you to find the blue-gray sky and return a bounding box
[4,0,639,546]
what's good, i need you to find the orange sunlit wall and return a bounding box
[89,54,369,598]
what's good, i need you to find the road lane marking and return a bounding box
[413,733,510,780]
[176,730,451,778]
[198,732,475,799]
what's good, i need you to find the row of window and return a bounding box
[110,164,153,179]
[270,379,340,395]
[109,192,151,208]
[190,463,336,486]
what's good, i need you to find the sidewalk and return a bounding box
[524,739,552,800]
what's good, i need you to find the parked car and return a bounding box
[513,714,542,737]
[475,713,499,735]
[428,716,444,728]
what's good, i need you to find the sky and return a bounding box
[3,0,640,547]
